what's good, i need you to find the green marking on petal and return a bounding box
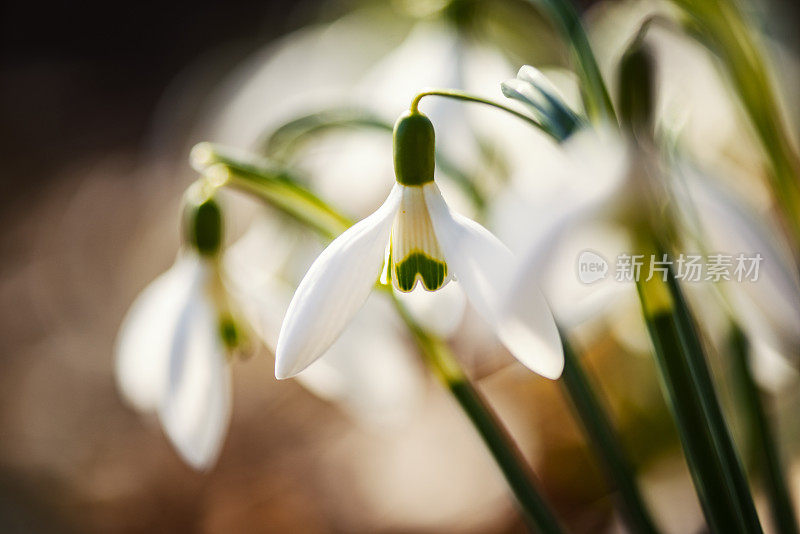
[394,251,448,292]
[218,314,241,350]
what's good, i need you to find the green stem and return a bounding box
[636,259,763,533]
[258,108,391,159]
[192,144,351,239]
[391,295,565,534]
[729,325,799,534]
[522,0,616,124]
[560,336,660,534]
[410,89,552,137]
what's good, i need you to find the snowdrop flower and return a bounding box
[196,16,540,356]
[275,109,564,380]
[115,192,239,470]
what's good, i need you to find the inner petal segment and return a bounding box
[390,186,449,292]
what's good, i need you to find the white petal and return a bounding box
[114,256,200,412]
[159,268,231,471]
[275,185,402,379]
[424,183,564,379]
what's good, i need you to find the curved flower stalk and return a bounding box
[276,109,564,381]
[115,192,239,470]
[296,20,521,221]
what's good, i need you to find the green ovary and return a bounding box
[394,251,448,292]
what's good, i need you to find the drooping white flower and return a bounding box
[195,14,553,363]
[115,196,234,470]
[275,110,564,380]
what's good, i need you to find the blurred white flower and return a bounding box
[491,125,633,327]
[275,176,564,381]
[498,113,800,371]
[115,252,232,470]
[672,162,800,375]
[200,16,524,219]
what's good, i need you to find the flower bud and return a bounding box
[393,110,435,186]
[502,66,581,141]
[185,194,223,257]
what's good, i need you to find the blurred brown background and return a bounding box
[2,0,800,532]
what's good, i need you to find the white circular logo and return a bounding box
[576,250,609,284]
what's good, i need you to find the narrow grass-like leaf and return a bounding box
[729,325,799,534]
[637,262,763,534]
[522,0,617,124]
[665,269,763,533]
[560,336,661,534]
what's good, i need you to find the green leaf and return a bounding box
[637,262,763,534]
[560,336,661,534]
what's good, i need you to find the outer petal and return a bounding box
[159,263,231,471]
[275,185,401,379]
[424,183,564,379]
[114,256,199,411]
